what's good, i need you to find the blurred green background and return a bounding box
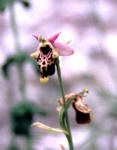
[0,0,117,150]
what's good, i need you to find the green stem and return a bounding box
[56,60,74,150]
[25,137,32,150]
[9,3,26,100]
[9,3,21,54]
[18,64,26,100]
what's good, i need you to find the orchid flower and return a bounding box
[57,89,94,124]
[30,33,74,83]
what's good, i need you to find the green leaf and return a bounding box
[14,52,28,64]
[0,0,18,13]
[0,0,8,12]
[108,100,117,118]
[10,101,47,136]
[2,52,40,79]
[1,52,39,78]
[10,101,34,136]
[7,144,19,150]
[1,52,27,78]
[1,55,15,78]
[28,102,47,116]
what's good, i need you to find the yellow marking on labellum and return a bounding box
[30,51,39,59]
[39,41,53,50]
[40,77,49,83]
[52,50,59,58]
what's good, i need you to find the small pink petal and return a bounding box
[32,34,39,40]
[53,42,74,56]
[48,32,61,44]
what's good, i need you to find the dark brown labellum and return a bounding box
[40,45,52,55]
[72,96,93,124]
[37,45,57,78]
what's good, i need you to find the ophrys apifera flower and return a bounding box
[30,33,74,83]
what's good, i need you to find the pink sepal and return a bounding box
[48,32,61,44]
[53,42,74,56]
[32,34,39,40]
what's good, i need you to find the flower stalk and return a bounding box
[9,3,21,54]
[56,60,74,150]
[30,33,93,149]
